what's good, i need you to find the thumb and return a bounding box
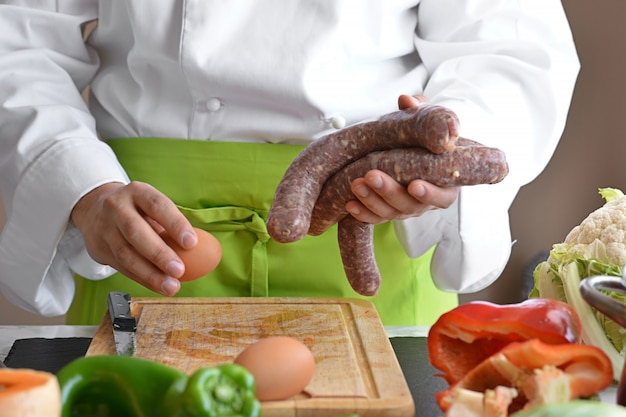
[398,94,430,109]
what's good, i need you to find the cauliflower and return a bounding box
[564,188,626,267]
[531,188,626,381]
[444,387,518,417]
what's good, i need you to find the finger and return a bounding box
[115,211,187,280]
[398,94,430,109]
[350,175,404,220]
[407,179,459,209]
[111,244,181,296]
[129,182,198,250]
[145,216,166,234]
[102,228,182,296]
[99,183,187,279]
[362,170,425,215]
[345,199,387,225]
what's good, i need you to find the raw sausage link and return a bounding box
[308,138,509,236]
[267,105,460,243]
[337,215,380,296]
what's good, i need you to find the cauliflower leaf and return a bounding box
[531,188,626,381]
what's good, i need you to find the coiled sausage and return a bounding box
[266,105,460,243]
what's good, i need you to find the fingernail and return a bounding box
[414,183,426,197]
[162,277,180,295]
[348,207,361,215]
[167,260,185,277]
[371,175,383,189]
[181,231,197,249]
[355,185,369,198]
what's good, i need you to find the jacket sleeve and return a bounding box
[393,0,580,293]
[0,1,129,316]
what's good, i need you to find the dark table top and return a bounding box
[391,337,447,417]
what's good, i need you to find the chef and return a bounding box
[0,1,579,326]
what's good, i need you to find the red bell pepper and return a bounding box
[428,298,582,385]
[437,339,613,415]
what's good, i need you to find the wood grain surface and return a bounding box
[86,297,414,417]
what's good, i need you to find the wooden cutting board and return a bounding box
[87,297,414,417]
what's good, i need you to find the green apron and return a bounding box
[66,138,457,326]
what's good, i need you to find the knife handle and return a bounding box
[108,291,137,332]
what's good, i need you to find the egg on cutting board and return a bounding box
[160,227,222,281]
[234,336,316,401]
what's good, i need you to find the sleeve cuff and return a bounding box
[394,181,517,294]
[0,137,128,316]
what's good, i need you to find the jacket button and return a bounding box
[206,98,222,112]
[330,115,346,129]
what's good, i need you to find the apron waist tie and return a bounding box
[177,205,271,297]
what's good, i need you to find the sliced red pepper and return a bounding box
[428,298,582,385]
[436,338,613,415]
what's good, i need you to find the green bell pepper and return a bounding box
[57,355,260,417]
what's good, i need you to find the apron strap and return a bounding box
[178,205,271,297]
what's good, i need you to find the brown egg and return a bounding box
[234,336,316,401]
[161,227,222,281]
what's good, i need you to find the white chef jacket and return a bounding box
[0,0,580,317]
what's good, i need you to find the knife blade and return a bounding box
[107,291,137,356]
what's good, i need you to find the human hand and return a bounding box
[344,94,460,224]
[70,181,198,296]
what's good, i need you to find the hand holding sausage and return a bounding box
[346,95,458,225]
[70,181,198,296]
[267,95,509,297]
[345,172,459,226]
